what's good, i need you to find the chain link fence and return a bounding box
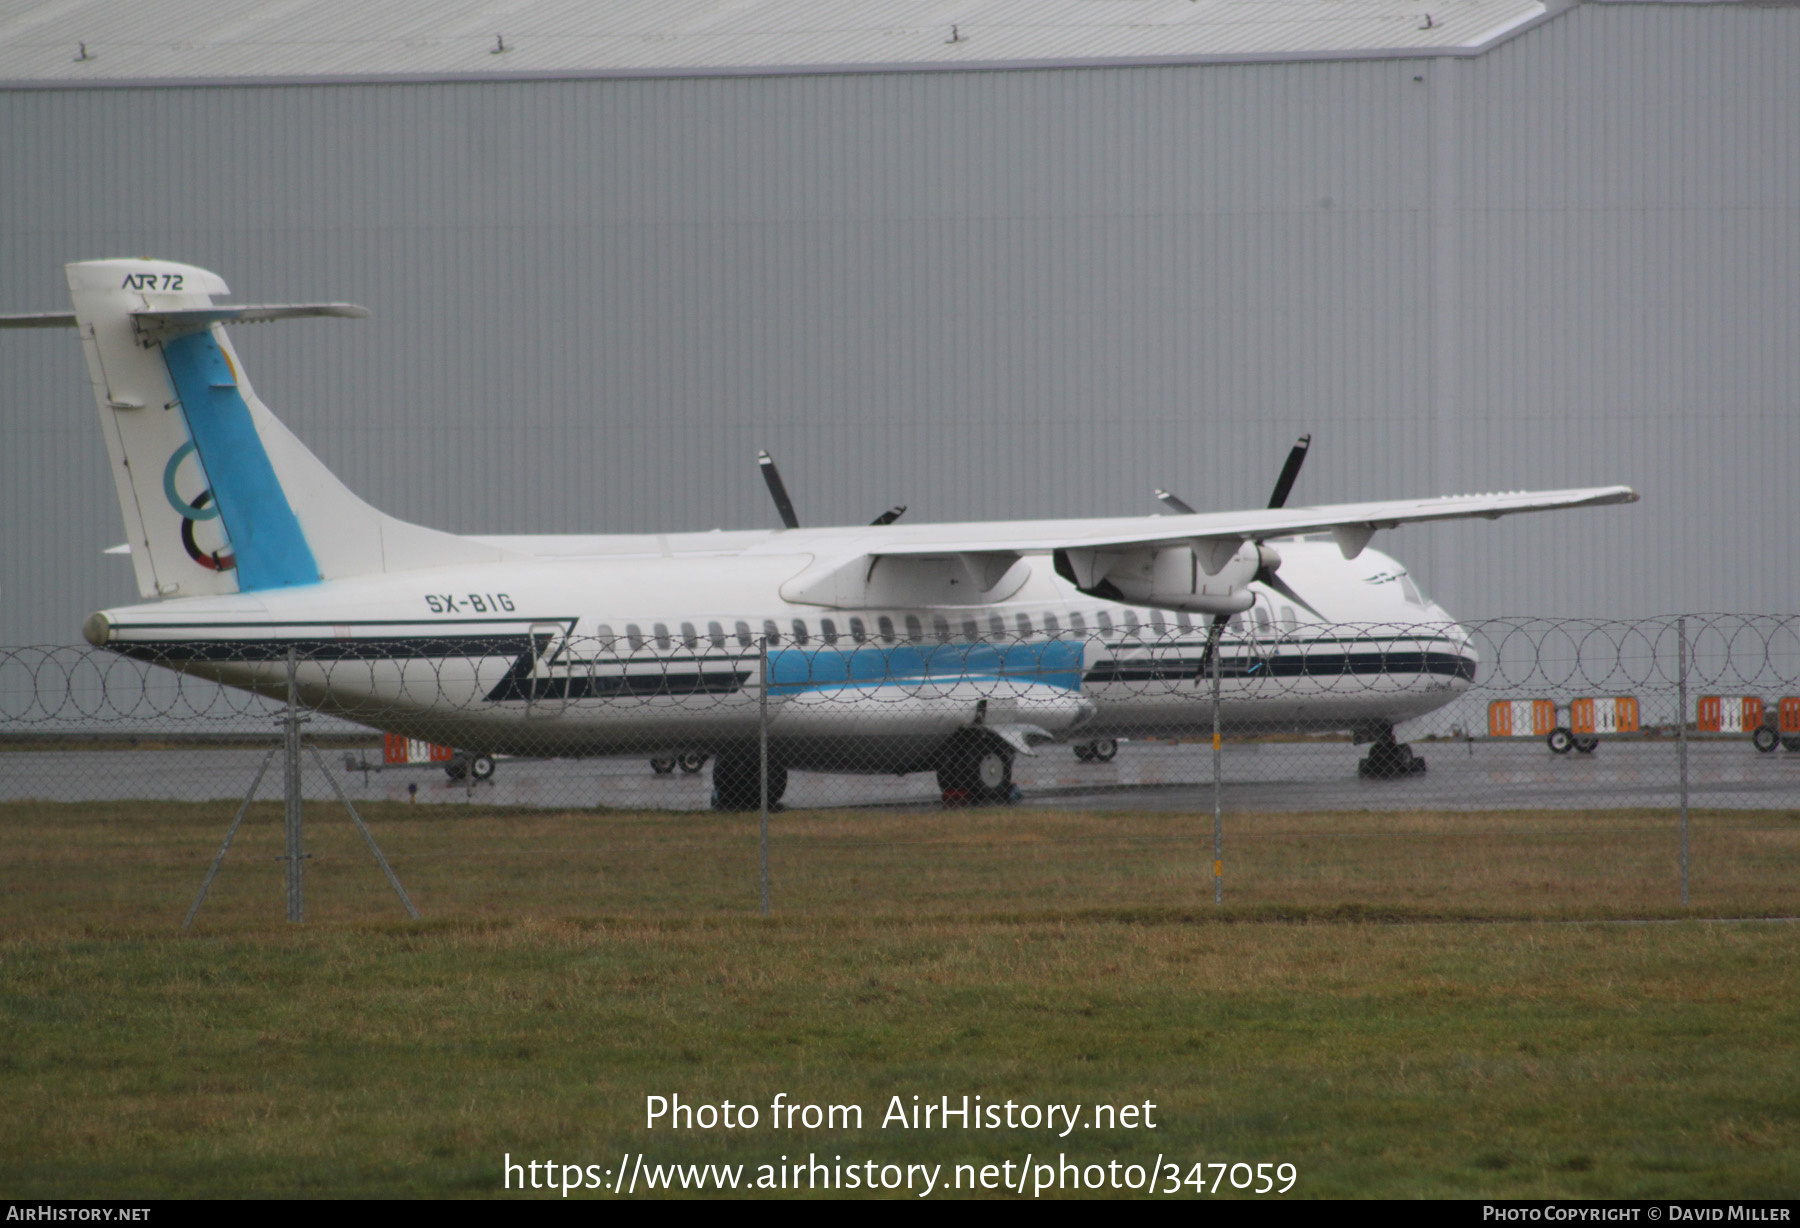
[5,615,1799,919]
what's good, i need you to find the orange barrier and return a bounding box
[1570,696,1640,735]
[1489,698,1558,737]
[1697,696,1764,733]
[383,734,455,765]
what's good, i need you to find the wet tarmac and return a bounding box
[4,736,1797,812]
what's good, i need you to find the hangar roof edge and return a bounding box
[0,0,1571,90]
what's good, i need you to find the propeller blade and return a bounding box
[1155,488,1197,515]
[1266,433,1312,509]
[870,505,907,526]
[1196,614,1228,676]
[1259,569,1327,624]
[757,450,800,530]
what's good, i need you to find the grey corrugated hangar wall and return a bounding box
[3,3,1798,643]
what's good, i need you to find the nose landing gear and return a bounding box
[1357,728,1427,779]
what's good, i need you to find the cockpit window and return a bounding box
[1400,574,1427,608]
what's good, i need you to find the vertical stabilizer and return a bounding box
[56,258,500,600]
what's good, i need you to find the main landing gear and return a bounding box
[937,732,1018,807]
[444,751,496,782]
[710,749,788,812]
[1546,728,1599,755]
[1357,727,1427,779]
[1072,737,1119,763]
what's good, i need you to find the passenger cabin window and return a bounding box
[791,619,810,646]
[654,623,672,650]
[626,623,644,651]
[707,621,726,649]
[1176,611,1193,631]
[988,614,1006,639]
[734,620,752,648]
[904,614,923,642]
[932,614,952,644]
[879,616,897,644]
[762,619,781,646]
[849,617,867,644]
[1096,611,1114,636]
[1069,612,1087,636]
[1044,613,1062,637]
[680,622,698,650]
[1280,606,1297,631]
[961,618,980,642]
[1254,606,1272,631]
[596,624,616,650]
[1016,613,1034,638]
[1122,611,1140,637]
[820,618,839,645]
[1150,610,1167,635]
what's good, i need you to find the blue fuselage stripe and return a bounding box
[767,642,1085,695]
[162,331,319,591]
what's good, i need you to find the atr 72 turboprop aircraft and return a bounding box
[4,259,1637,808]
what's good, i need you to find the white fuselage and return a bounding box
[90,528,1474,773]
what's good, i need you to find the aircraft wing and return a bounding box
[776,485,1637,609]
[859,486,1638,557]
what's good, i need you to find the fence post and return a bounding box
[1212,641,1223,906]
[759,635,770,917]
[283,646,305,923]
[1677,616,1690,907]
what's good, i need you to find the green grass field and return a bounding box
[3,800,1798,1198]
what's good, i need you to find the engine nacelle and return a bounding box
[1054,540,1263,615]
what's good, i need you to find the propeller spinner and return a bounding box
[1157,434,1323,672]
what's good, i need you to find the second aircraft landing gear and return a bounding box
[1072,738,1119,763]
[1546,728,1599,755]
[1357,729,1426,779]
[445,751,496,782]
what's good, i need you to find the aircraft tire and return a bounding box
[711,751,786,811]
[1753,726,1780,754]
[1073,744,1095,762]
[1089,738,1119,763]
[678,752,708,774]
[470,753,496,781]
[1546,727,1575,755]
[1357,739,1417,780]
[1783,736,1800,753]
[650,757,676,775]
[1574,736,1600,755]
[937,736,1015,805]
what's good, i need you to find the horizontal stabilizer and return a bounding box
[131,304,369,333]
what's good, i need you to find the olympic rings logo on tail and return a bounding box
[162,441,237,572]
